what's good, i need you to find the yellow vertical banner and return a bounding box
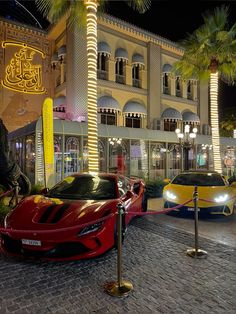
[42,97,55,188]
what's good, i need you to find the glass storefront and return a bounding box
[8,119,236,185]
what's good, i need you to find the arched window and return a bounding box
[115,48,128,84]
[101,110,117,125]
[97,42,111,80]
[132,65,140,88]
[175,77,182,97]
[65,137,80,176]
[115,59,126,84]
[125,115,141,128]
[123,101,147,129]
[163,73,170,94]
[97,53,109,80]
[98,96,120,126]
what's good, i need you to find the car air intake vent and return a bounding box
[39,204,58,223]
[50,203,71,223]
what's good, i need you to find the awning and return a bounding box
[58,45,66,59]
[123,101,147,117]
[162,63,172,73]
[115,48,128,61]
[132,53,144,66]
[161,108,182,121]
[98,42,111,56]
[53,96,66,108]
[182,111,200,124]
[98,96,120,113]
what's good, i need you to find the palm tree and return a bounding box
[220,114,236,137]
[36,0,151,174]
[173,6,236,174]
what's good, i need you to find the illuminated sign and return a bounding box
[42,97,55,187]
[1,41,46,94]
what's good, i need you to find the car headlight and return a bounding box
[214,194,228,203]
[78,221,103,236]
[165,190,177,200]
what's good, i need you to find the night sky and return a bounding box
[1,0,236,117]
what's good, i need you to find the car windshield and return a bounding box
[171,173,226,187]
[47,175,117,200]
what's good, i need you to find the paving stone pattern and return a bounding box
[0,216,235,314]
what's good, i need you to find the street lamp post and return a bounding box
[175,125,198,171]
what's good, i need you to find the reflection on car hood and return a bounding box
[6,195,117,230]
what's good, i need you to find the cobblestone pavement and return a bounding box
[0,215,235,314]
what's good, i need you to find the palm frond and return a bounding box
[126,0,151,14]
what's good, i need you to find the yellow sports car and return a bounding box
[163,171,236,216]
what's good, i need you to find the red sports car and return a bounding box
[1,173,146,261]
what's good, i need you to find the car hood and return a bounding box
[5,195,117,230]
[163,184,235,207]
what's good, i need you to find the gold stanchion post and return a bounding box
[104,203,133,297]
[186,186,207,258]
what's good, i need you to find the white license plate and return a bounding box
[22,239,41,246]
[187,207,200,212]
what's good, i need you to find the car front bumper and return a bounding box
[163,201,233,216]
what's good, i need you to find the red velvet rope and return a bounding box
[127,198,193,216]
[0,199,193,236]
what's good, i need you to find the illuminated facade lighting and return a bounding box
[1,41,46,94]
[85,0,99,173]
[210,72,222,174]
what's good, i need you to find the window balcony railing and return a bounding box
[116,74,125,84]
[97,69,108,80]
[132,78,141,88]
[163,86,170,95]
[176,89,182,97]
[187,92,193,100]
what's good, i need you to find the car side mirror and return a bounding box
[40,187,49,195]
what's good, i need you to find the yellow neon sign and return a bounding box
[1,41,46,94]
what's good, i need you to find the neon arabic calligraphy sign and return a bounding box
[1,41,46,94]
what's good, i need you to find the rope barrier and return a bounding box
[0,199,193,236]
[127,199,193,216]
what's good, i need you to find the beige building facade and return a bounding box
[1,14,235,183]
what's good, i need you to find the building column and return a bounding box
[125,64,132,86]
[66,23,88,121]
[182,80,187,98]
[140,69,147,89]
[193,81,198,101]
[108,59,115,82]
[170,77,176,96]
[147,42,161,129]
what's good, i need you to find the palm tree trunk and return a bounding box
[85,0,99,173]
[210,72,222,173]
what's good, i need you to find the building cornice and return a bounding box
[0,18,47,37]
[98,13,184,56]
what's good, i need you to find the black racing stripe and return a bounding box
[39,204,58,223]
[50,203,71,223]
